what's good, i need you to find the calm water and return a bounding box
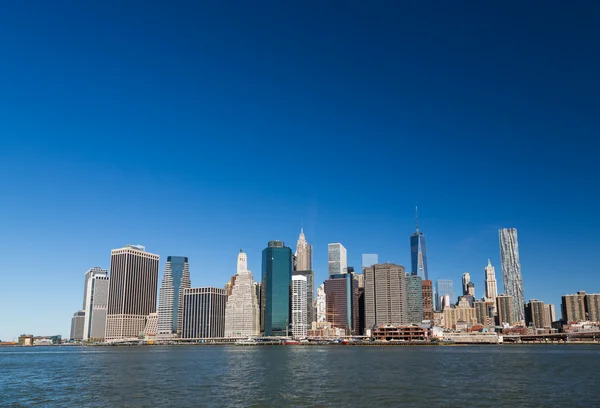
[1,345,599,407]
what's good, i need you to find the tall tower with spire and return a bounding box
[410,206,429,280]
[224,249,260,337]
[295,228,312,271]
[484,259,498,314]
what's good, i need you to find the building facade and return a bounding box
[70,310,86,341]
[436,280,454,311]
[261,241,293,336]
[291,275,308,338]
[462,273,471,296]
[525,299,547,328]
[328,243,347,276]
[561,292,586,323]
[292,269,314,329]
[158,256,191,336]
[316,283,326,323]
[224,250,260,338]
[182,287,226,338]
[585,294,600,322]
[421,280,434,321]
[105,245,160,340]
[484,259,498,313]
[406,275,423,324]
[82,267,109,341]
[499,228,525,323]
[443,298,477,330]
[324,273,359,335]
[496,294,514,325]
[294,229,312,271]
[364,263,408,332]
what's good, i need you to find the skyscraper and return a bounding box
[324,273,359,335]
[561,292,586,322]
[292,269,314,329]
[496,294,514,325]
[291,275,307,338]
[181,287,226,338]
[499,228,525,323]
[261,240,293,336]
[70,310,86,341]
[295,228,312,271]
[436,280,454,311]
[224,250,260,338]
[406,274,423,324]
[316,283,326,323]
[484,259,498,312]
[82,267,109,341]
[421,280,434,321]
[410,207,428,280]
[158,256,191,337]
[525,299,547,328]
[585,294,600,322]
[364,263,408,331]
[105,245,160,340]
[462,273,471,296]
[328,243,347,275]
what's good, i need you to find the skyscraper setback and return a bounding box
[295,229,312,271]
[410,207,428,280]
[484,259,498,309]
[158,256,191,337]
[499,228,525,323]
[224,250,260,338]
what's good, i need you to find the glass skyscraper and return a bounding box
[158,256,191,336]
[261,241,293,336]
[436,279,454,311]
[410,208,428,280]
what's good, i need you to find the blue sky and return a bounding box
[1,2,599,340]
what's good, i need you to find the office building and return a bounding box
[462,273,471,296]
[585,294,600,322]
[292,269,314,329]
[295,229,312,271]
[291,275,308,338]
[561,292,586,323]
[406,274,423,324]
[70,310,86,341]
[82,267,109,341]
[261,241,293,336]
[324,273,359,335]
[362,254,379,269]
[328,243,347,275]
[525,299,547,328]
[421,280,434,321]
[484,259,498,313]
[410,207,429,280]
[436,280,454,311]
[496,294,515,325]
[105,245,160,340]
[225,250,260,338]
[499,228,525,323]
[364,263,408,331]
[182,287,226,338]
[158,256,191,337]
[444,298,477,330]
[316,283,326,323]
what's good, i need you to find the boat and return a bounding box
[282,340,301,345]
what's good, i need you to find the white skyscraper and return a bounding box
[82,267,109,341]
[316,283,326,323]
[291,275,307,338]
[295,228,312,271]
[158,256,191,336]
[328,243,347,275]
[484,259,498,313]
[499,228,525,323]
[224,250,260,338]
[462,272,471,296]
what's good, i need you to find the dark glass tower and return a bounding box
[410,207,429,280]
[261,240,293,336]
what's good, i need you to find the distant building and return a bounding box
[484,259,498,313]
[316,283,326,323]
[467,282,475,298]
[499,228,525,323]
[462,273,471,296]
[292,269,314,329]
[545,304,557,325]
[294,229,312,271]
[70,310,86,341]
[291,275,308,338]
[585,294,600,322]
[436,280,454,311]
[474,300,494,326]
[182,287,226,338]
[525,299,547,328]
[561,292,586,323]
[158,256,191,337]
[406,275,423,324]
[225,250,260,338]
[261,241,292,336]
[106,245,160,340]
[364,263,408,331]
[497,294,515,325]
[444,297,477,330]
[328,243,347,275]
[324,273,359,335]
[143,312,159,339]
[82,267,109,341]
[421,280,434,321]
[410,207,428,280]
[362,254,379,269]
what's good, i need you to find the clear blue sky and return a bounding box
[1,2,599,340]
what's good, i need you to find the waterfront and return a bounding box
[1,345,599,407]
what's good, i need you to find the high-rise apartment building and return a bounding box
[436,280,454,311]
[585,294,600,322]
[410,207,429,280]
[328,243,347,275]
[82,267,109,340]
[484,259,498,313]
[292,269,314,329]
[462,273,471,296]
[181,287,226,338]
[316,283,326,323]
[525,299,547,328]
[499,228,525,323]
[324,273,359,335]
[158,256,191,337]
[561,292,586,323]
[545,304,557,325]
[421,280,434,321]
[291,275,307,338]
[364,263,408,331]
[406,275,423,324]
[105,245,160,340]
[295,229,312,271]
[496,294,514,325]
[225,250,260,338]
[261,241,293,336]
[70,310,86,341]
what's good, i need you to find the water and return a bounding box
[1,345,599,407]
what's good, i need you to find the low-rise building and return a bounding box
[372,324,428,341]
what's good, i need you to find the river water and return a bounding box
[1,345,598,407]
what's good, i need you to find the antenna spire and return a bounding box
[415,205,419,232]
